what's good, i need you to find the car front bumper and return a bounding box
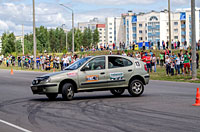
[144,74,150,85]
[31,84,58,94]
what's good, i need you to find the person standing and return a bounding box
[171,39,174,49]
[152,54,157,72]
[157,41,160,50]
[142,41,145,50]
[180,50,184,74]
[176,53,181,75]
[132,42,135,51]
[165,55,171,76]
[183,51,190,75]
[166,40,169,49]
[177,40,180,49]
[160,52,164,67]
[146,54,152,73]
[196,52,199,69]
[162,41,165,50]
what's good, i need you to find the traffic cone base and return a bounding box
[193,88,200,106]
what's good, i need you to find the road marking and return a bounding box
[0,119,32,132]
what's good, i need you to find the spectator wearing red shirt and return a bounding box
[146,54,152,73]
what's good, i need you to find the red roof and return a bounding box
[96,24,105,28]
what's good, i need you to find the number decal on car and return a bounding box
[135,61,141,68]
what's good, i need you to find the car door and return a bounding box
[78,56,107,90]
[107,56,133,88]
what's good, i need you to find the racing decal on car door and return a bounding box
[86,75,99,82]
[135,61,141,68]
[110,72,124,80]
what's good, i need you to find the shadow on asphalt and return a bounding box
[29,94,134,102]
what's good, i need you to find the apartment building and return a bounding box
[78,18,99,32]
[105,17,124,48]
[96,24,106,47]
[121,9,200,47]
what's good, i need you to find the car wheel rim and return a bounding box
[132,82,142,94]
[67,87,73,98]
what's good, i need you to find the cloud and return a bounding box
[72,0,156,5]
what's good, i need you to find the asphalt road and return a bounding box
[0,69,200,132]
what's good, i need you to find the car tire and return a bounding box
[62,83,74,101]
[110,88,125,96]
[128,80,144,97]
[46,93,58,100]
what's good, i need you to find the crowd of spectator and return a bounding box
[0,48,199,77]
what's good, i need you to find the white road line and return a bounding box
[0,119,32,132]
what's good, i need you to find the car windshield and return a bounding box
[64,57,91,70]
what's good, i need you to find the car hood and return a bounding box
[41,70,72,77]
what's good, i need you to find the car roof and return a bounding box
[91,55,135,60]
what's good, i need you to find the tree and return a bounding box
[93,28,99,47]
[1,32,16,55]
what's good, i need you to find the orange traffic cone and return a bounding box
[53,68,56,73]
[193,88,200,106]
[11,68,14,75]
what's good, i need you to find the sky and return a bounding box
[0,0,200,36]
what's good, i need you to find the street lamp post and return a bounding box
[168,0,172,51]
[60,4,74,55]
[33,0,37,69]
[191,0,197,80]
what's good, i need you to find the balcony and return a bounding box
[181,31,186,35]
[181,24,186,29]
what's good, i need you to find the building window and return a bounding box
[110,41,112,43]
[109,32,112,34]
[109,36,112,39]
[174,29,178,32]
[174,22,178,26]
[174,36,178,39]
[109,28,112,30]
[139,30,143,34]
[139,24,142,27]
[109,23,112,25]
[139,37,143,41]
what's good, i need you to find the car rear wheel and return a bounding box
[128,80,144,97]
[46,93,58,100]
[62,83,74,101]
[110,88,125,96]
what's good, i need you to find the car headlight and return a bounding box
[46,77,51,83]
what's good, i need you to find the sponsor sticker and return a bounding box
[110,72,124,81]
[67,72,77,77]
[86,75,99,82]
[135,61,141,68]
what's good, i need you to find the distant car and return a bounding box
[31,55,150,101]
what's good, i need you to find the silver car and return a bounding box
[31,55,150,100]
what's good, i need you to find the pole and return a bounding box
[33,0,36,69]
[66,30,68,51]
[168,0,172,51]
[72,11,74,55]
[22,24,24,55]
[191,0,197,80]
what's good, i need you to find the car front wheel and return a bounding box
[128,80,144,97]
[110,88,125,96]
[46,93,58,100]
[62,83,74,101]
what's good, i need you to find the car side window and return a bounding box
[84,57,105,71]
[108,57,132,69]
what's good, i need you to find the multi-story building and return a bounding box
[78,18,99,32]
[96,24,106,47]
[105,17,124,48]
[106,9,200,48]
